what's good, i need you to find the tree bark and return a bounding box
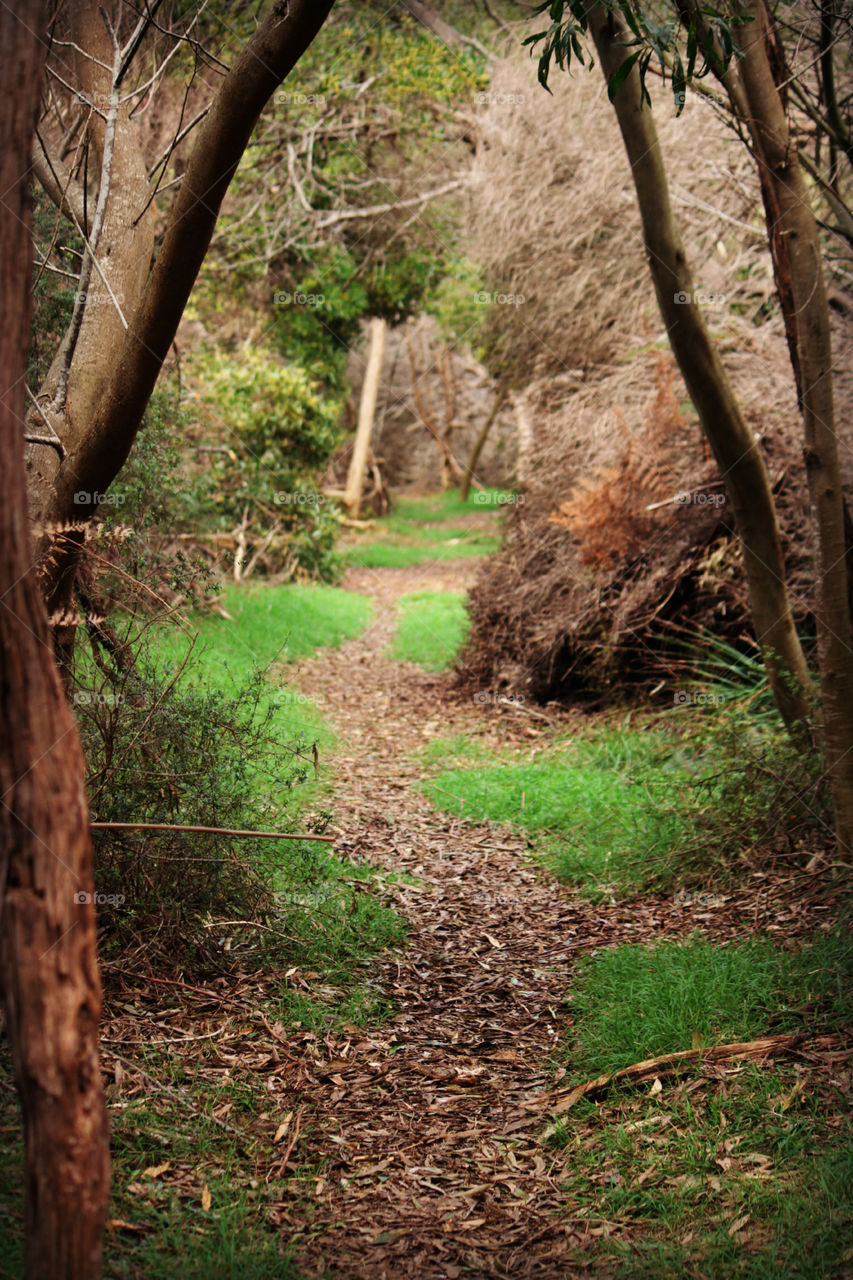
[734,0,853,855]
[587,1,813,736]
[344,317,386,517]
[0,4,110,1275]
[33,0,336,624]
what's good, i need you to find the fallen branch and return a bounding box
[90,821,335,843]
[532,1031,845,1115]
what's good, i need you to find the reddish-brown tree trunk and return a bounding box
[0,4,110,1276]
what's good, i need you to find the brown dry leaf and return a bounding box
[649,1077,663,1097]
[273,1112,294,1143]
[141,1160,171,1180]
[728,1213,751,1236]
[201,1184,212,1212]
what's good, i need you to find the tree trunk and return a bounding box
[0,4,110,1275]
[460,384,507,502]
[735,0,853,854]
[32,0,336,626]
[587,1,813,736]
[344,317,386,517]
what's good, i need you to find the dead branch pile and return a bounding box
[459,55,849,702]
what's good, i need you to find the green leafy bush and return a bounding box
[189,344,340,576]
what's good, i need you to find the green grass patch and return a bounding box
[338,531,499,569]
[155,583,372,690]
[336,488,509,568]
[390,590,470,671]
[421,723,698,893]
[549,1065,852,1279]
[151,582,372,788]
[548,929,853,1278]
[563,930,853,1079]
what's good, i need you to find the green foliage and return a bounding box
[116,379,185,527]
[564,930,853,1078]
[525,0,746,112]
[425,256,488,350]
[188,344,340,576]
[73,583,373,966]
[390,591,470,672]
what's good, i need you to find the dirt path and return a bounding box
[268,564,688,1280]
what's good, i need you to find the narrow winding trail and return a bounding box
[269,564,669,1280]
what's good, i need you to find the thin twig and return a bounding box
[91,821,335,842]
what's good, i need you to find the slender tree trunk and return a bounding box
[0,4,110,1275]
[735,0,853,855]
[460,384,507,502]
[587,1,813,736]
[33,0,336,624]
[345,317,386,517]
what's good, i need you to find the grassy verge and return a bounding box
[548,930,853,1278]
[421,721,701,895]
[336,489,507,568]
[155,582,372,687]
[152,582,373,794]
[0,578,404,1278]
[390,590,470,671]
[419,704,825,898]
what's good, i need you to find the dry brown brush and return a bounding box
[459,56,850,703]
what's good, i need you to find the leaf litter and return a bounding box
[94,561,850,1279]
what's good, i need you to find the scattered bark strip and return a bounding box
[538,1032,844,1116]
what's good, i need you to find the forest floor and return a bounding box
[1,553,849,1280]
[245,560,844,1280]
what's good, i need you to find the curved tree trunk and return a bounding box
[587,1,813,736]
[345,317,386,517]
[460,383,507,502]
[32,0,336,636]
[0,4,110,1274]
